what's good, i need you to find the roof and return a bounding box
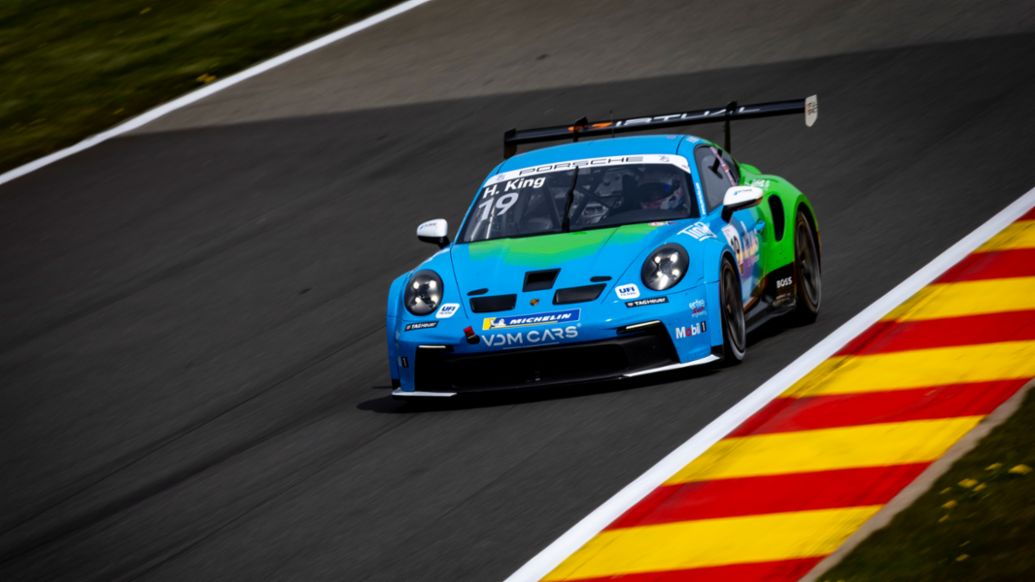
[497,134,706,173]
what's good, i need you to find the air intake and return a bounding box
[523,269,560,292]
[470,294,517,313]
[553,284,606,305]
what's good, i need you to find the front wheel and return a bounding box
[719,258,746,365]
[791,211,822,323]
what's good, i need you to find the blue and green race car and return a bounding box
[387,97,821,397]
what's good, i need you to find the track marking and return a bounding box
[505,186,1035,581]
[0,0,434,188]
[541,506,880,580]
[664,417,981,483]
[975,219,1035,251]
[792,340,1035,396]
[882,277,1035,321]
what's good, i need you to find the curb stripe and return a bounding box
[664,417,981,483]
[542,507,880,580]
[545,557,824,582]
[882,277,1035,321]
[935,248,1035,282]
[790,340,1035,397]
[728,380,1026,437]
[608,465,926,527]
[838,310,1035,355]
[974,219,1035,252]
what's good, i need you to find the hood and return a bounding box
[448,222,681,302]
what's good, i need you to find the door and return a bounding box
[694,145,764,305]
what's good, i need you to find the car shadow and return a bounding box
[357,363,723,413]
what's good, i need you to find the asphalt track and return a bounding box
[2,2,1035,581]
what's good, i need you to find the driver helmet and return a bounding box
[635,179,684,211]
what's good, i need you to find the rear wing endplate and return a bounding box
[503,95,818,158]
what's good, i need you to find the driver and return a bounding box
[635,180,686,211]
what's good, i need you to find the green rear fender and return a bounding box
[738,163,819,278]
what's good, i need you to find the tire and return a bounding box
[719,258,747,365]
[791,210,822,323]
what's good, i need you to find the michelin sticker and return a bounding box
[615,283,640,300]
[482,308,580,331]
[436,303,460,319]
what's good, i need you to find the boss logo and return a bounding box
[776,277,793,289]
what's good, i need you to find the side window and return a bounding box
[720,149,740,184]
[694,146,733,211]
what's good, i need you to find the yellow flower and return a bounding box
[958,478,978,489]
[974,483,987,492]
[942,500,958,509]
[938,514,949,523]
[939,487,952,495]
[986,462,1003,471]
[196,73,218,84]
[1008,464,1032,476]
[956,554,969,562]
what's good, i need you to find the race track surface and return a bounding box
[2,1,1035,580]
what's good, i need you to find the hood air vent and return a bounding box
[523,269,560,292]
[470,294,517,313]
[553,284,606,305]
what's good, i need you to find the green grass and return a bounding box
[821,387,1035,581]
[0,0,400,173]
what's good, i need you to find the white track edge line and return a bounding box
[0,0,434,188]
[505,186,1035,582]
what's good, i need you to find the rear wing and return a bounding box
[503,95,818,158]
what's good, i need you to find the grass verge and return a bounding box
[821,385,1035,581]
[1,0,401,174]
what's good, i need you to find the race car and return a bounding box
[387,97,821,397]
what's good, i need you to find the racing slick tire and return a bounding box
[790,210,822,324]
[719,257,747,365]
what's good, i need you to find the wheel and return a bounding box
[791,211,822,323]
[719,258,746,365]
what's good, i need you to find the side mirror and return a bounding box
[722,185,764,220]
[417,219,450,248]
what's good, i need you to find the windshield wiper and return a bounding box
[561,167,578,232]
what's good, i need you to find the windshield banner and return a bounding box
[485,154,692,186]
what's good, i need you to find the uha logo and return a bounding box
[615,283,640,300]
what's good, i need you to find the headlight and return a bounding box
[404,270,444,316]
[641,244,689,291]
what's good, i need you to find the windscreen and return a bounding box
[460,159,698,243]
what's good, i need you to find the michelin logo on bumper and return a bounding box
[482,309,580,331]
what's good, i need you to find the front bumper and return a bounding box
[391,282,722,397]
[406,322,679,395]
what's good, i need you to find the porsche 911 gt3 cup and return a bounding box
[387,97,822,396]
